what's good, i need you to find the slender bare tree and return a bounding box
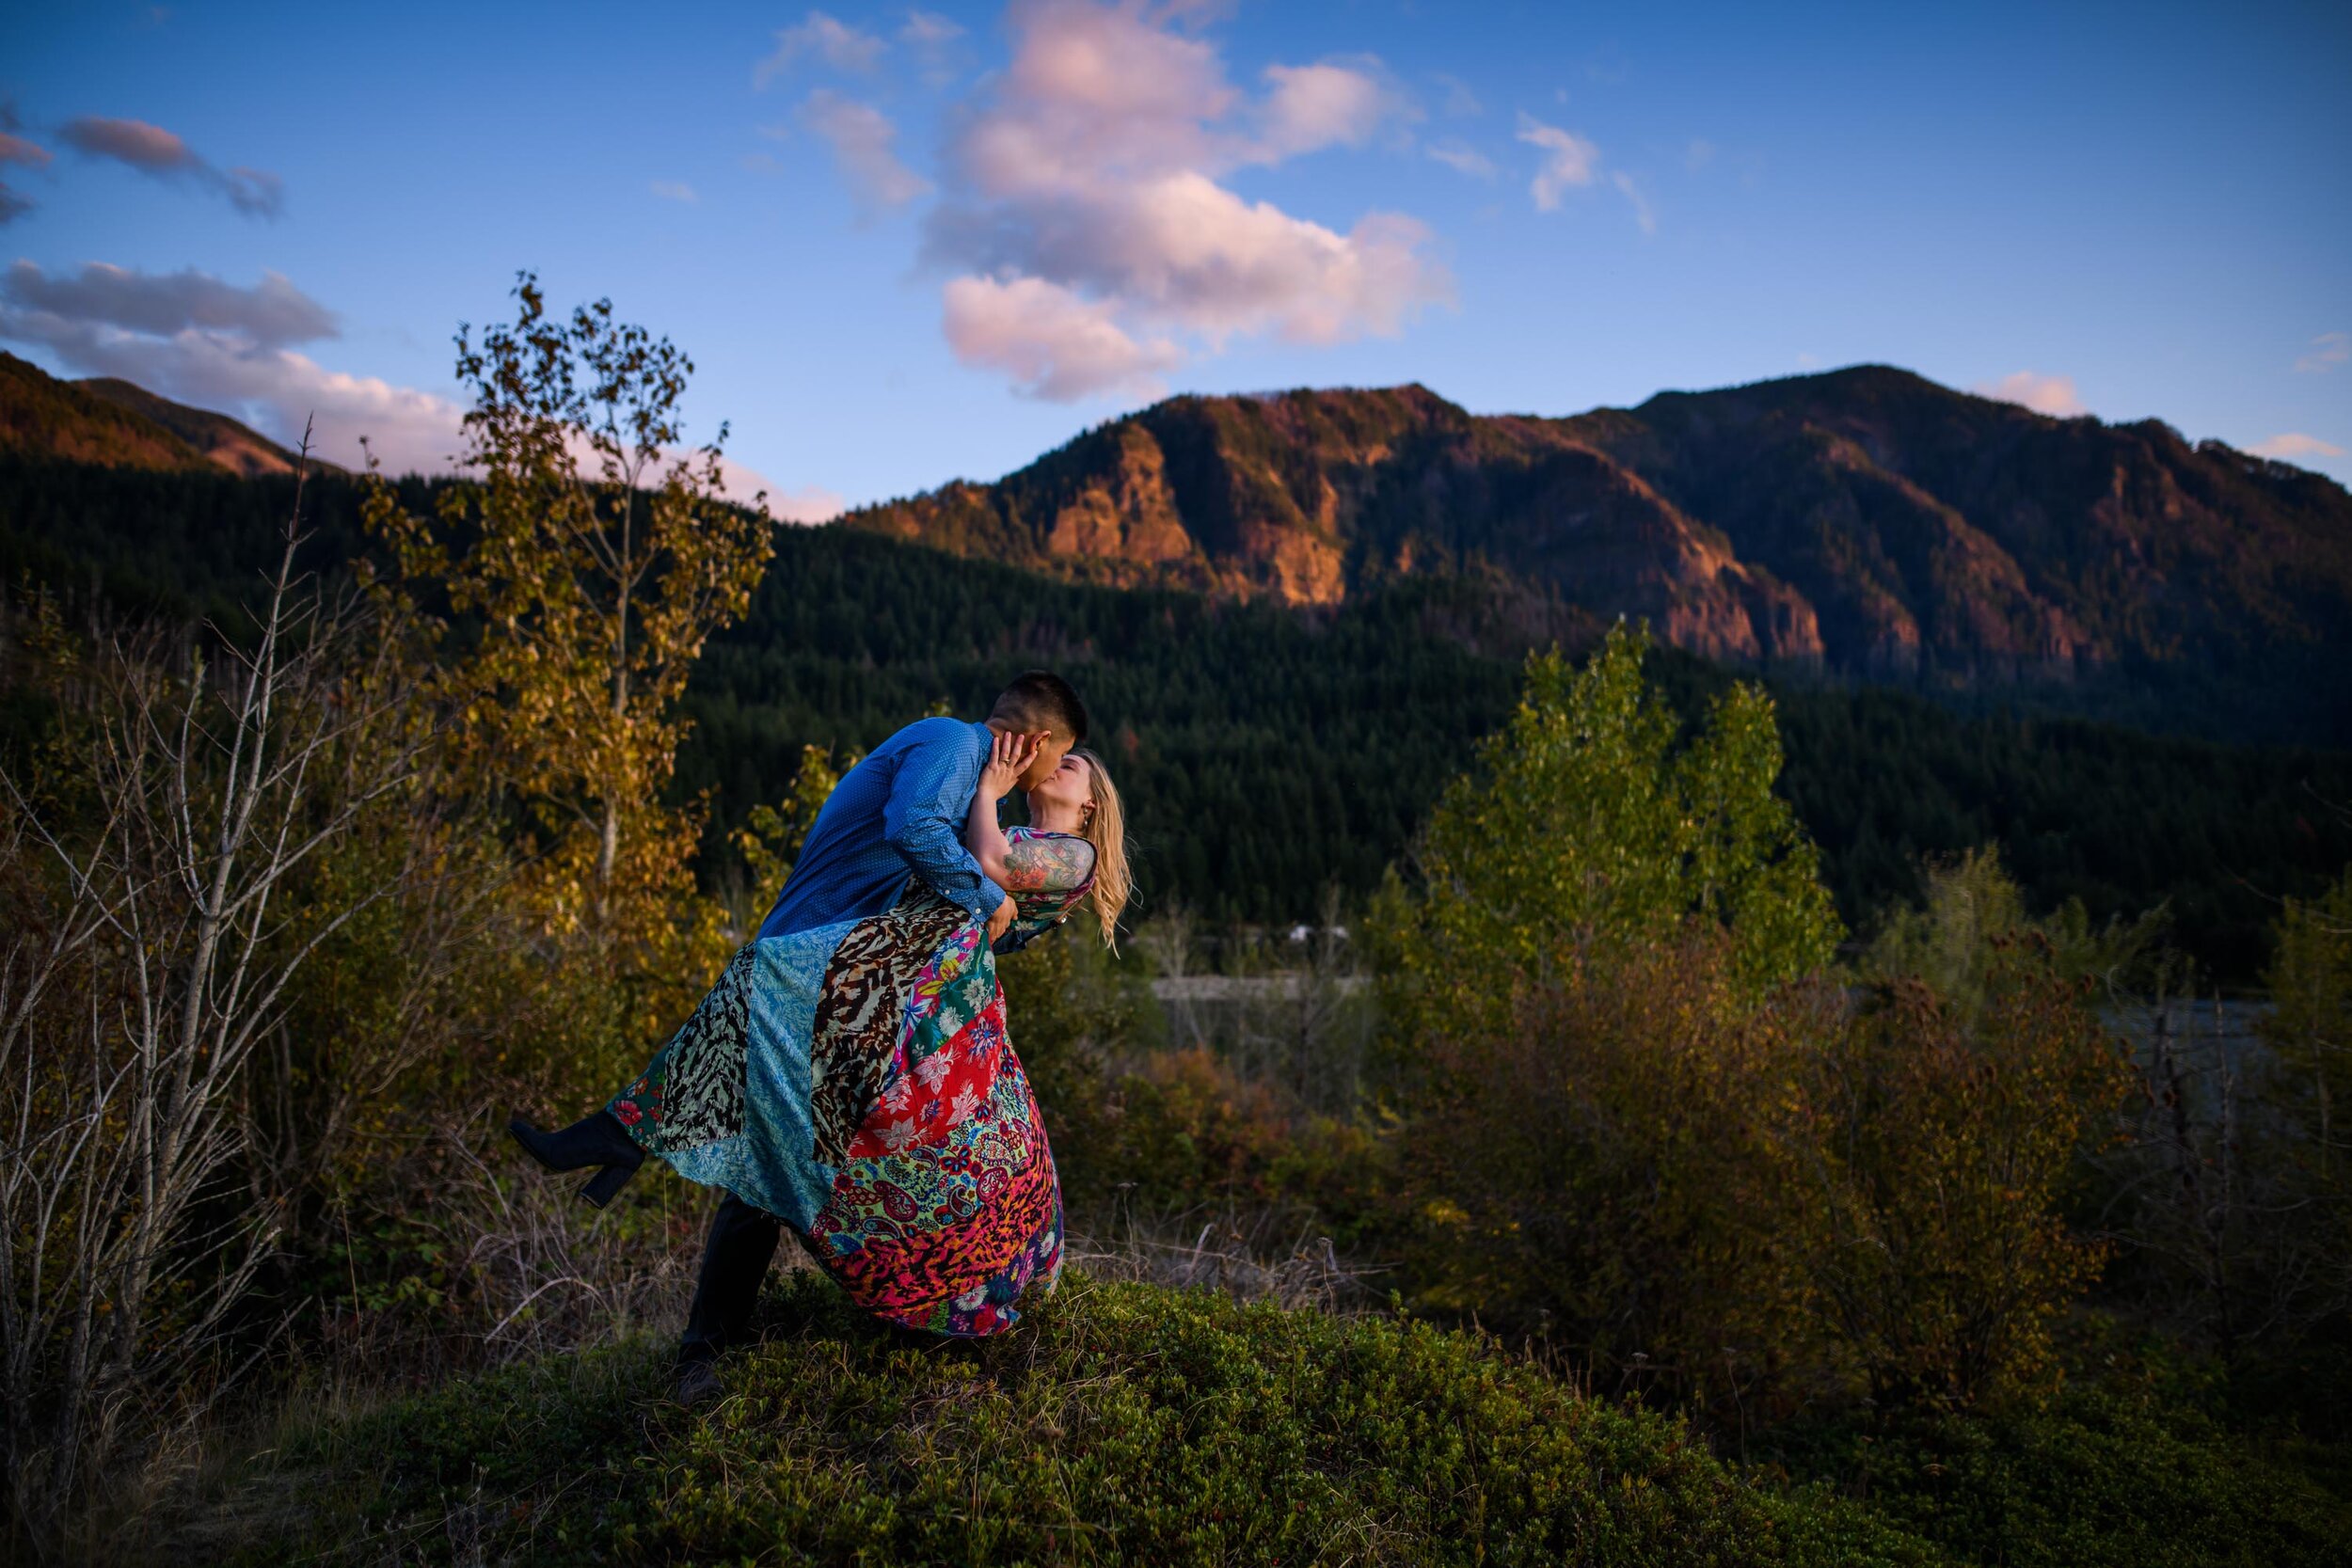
[0,441,433,1551]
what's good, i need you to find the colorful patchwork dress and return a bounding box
[606,826,1092,1337]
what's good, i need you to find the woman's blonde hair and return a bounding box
[1071,747,1129,951]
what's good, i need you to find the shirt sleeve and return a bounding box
[882,725,1008,923]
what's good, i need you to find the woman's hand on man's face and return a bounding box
[980,730,1041,797]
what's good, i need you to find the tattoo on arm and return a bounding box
[999,835,1096,894]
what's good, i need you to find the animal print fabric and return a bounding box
[806,891,964,1164]
[607,942,755,1150]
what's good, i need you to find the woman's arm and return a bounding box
[963,730,1031,886]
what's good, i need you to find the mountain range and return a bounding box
[5,348,2345,738]
[4,358,2349,974]
[848,368,2351,698]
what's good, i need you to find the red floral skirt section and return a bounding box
[805,986,1064,1336]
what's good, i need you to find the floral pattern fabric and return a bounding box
[609,826,1092,1337]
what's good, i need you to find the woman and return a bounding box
[512,735,1128,1338]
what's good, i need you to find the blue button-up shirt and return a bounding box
[755,717,1009,942]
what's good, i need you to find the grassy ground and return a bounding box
[191,1269,1947,1567]
[174,1268,2352,1567]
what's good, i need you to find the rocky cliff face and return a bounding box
[846,366,2351,689]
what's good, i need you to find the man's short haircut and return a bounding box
[991,670,1089,743]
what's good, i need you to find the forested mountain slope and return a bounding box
[0,350,324,477]
[849,368,2352,742]
[5,457,2346,980]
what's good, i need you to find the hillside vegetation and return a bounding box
[183,1267,2347,1568]
[0,351,324,476]
[4,456,2348,978]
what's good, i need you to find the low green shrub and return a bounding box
[225,1269,1946,1567]
[1762,1382,2352,1568]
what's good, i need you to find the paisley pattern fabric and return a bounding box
[609,826,1093,1338]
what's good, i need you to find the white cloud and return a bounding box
[920,0,1448,399]
[2294,331,2349,373]
[1434,72,1482,118]
[943,274,1182,401]
[899,8,967,80]
[1612,170,1655,234]
[756,11,887,85]
[1516,112,1599,211]
[2,261,337,348]
[1684,137,1715,170]
[59,114,283,216]
[2246,432,2344,461]
[802,90,930,214]
[1,260,834,509]
[649,181,699,204]
[1426,138,1495,181]
[900,8,964,46]
[1974,371,2087,417]
[769,483,848,524]
[1250,59,1407,162]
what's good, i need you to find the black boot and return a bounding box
[506,1109,646,1209]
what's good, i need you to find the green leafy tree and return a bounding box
[2266,863,2352,1183]
[359,271,772,918]
[356,273,772,1055]
[1374,620,1842,1062]
[1860,845,2169,1023]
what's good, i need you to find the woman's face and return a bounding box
[1026,752,1092,818]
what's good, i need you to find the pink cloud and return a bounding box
[60,115,193,171]
[1612,170,1656,234]
[1516,113,1599,211]
[1250,59,1406,162]
[767,482,848,524]
[58,114,283,216]
[755,10,887,85]
[2246,432,2344,462]
[1,115,51,221]
[3,261,336,348]
[1974,371,2088,418]
[2294,332,2349,374]
[1426,139,1496,181]
[943,274,1182,401]
[922,0,1447,399]
[802,90,930,214]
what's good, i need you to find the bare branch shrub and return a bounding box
[0,454,437,1550]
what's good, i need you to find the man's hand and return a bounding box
[986,895,1017,945]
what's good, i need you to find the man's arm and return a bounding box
[882,725,1010,924]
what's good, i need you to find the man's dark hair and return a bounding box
[991,670,1089,743]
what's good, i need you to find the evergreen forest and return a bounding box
[5,452,2345,982]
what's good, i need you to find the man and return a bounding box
[671,669,1089,1404]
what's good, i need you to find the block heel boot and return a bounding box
[507,1108,647,1210]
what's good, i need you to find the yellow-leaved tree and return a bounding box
[360,271,773,1064]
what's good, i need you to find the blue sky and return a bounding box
[2,0,2346,511]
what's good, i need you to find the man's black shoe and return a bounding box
[671,1358,724,1408]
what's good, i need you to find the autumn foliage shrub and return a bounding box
[1793,941,2135,1412]
[1399,930,1821,1413]
[1375,627,2135,1423]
